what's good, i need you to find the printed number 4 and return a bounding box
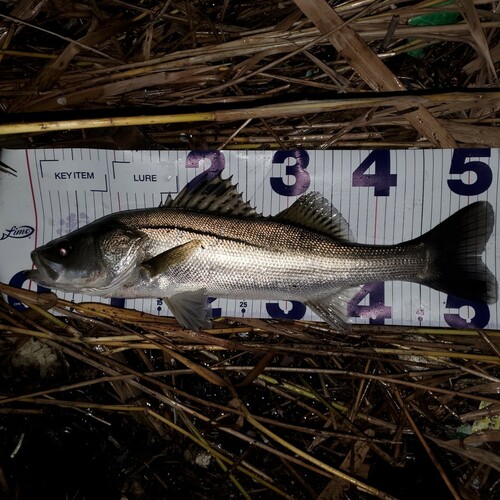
[348,282,392,324]
[352,150,396,197]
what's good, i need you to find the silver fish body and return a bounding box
[27,175,497,330]
[107,209,425,299]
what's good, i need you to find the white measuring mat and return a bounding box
[1,148,498,329]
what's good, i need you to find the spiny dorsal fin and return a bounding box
[162,193,174,207]
[162,175,260,218]
[274,192,354,242]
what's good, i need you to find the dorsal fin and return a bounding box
[163,175,260,218]
[274,192,354,242]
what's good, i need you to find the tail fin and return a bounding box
[419,201,497,304]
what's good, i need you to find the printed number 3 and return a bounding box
[266,301,307,320]
[270,150,310,196]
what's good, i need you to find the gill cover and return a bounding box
[29,223,145,294]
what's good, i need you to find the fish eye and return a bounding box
[57,242,71,257]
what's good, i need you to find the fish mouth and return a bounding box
[28,251,60,284]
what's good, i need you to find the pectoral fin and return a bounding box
[305,287,359,333]
[165,289,212,331]
[142,240,202,277]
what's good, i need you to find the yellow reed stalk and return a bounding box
[0,91,498,136]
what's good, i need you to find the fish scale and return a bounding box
[111,209,427,300]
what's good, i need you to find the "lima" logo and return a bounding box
[0,225,35,241]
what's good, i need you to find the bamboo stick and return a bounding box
[0,91,498,136]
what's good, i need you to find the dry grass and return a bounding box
[1,283,499,498]
[0,0,498,148]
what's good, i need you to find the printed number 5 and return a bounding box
[444,295,490,329]
[447,149,492,196]
[270,150,310,196]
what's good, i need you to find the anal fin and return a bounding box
[165,289,212,331]
[305,287,359,332]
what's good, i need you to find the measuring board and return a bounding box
[1,148,498,329]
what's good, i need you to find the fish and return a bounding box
[26,174,497,331]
